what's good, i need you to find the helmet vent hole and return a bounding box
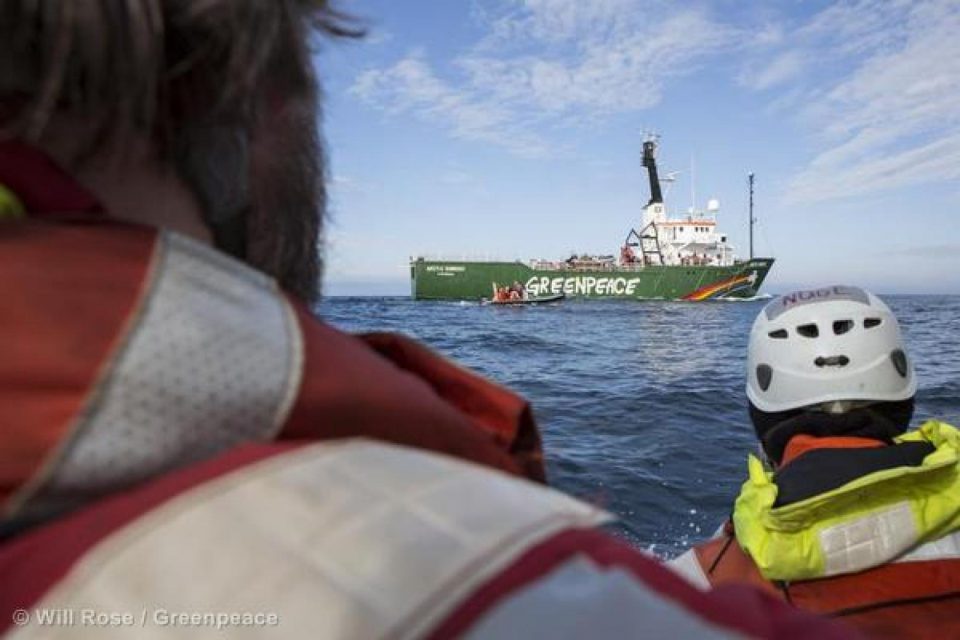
[891,349,908,377]
[756,365,773,391]
[833,319,854,335]
[796,323,819,338]
[864,317,883,329]
[815,355,850,367]
[768,329,788,339]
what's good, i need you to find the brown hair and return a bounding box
[0,1,361,302]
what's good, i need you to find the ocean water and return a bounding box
[317,295,960,558]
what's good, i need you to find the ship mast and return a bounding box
[643,139,663,205]
[748,172,755,260]
[634,136,665,266]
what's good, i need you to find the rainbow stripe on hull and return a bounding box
[682,272,762,301]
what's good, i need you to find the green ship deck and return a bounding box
[411,258,774,301]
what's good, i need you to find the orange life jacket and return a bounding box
[691,530,960,638]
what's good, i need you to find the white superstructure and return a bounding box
[625,138,738,267]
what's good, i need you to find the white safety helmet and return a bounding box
[747,286,916,413]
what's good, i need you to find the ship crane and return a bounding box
[623,136,667,266]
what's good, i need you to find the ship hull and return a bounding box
[411,258,775,301]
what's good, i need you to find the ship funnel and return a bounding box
[642,139,663,205]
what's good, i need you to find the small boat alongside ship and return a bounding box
[410,136,774,301]
[482,292,566,306]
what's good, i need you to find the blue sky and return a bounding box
[317,0,960,296]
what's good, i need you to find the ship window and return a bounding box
[833,319,854,335]
[864,317,883,329]
[768,329,788,339]
[679,227,684,232]
[796,323,819,338]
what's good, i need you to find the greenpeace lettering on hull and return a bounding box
[526,276,642,297]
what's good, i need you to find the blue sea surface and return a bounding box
[317,295,960,557]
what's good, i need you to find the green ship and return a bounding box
[411,138,774,301]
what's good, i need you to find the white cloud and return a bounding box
[350,0,960,201]
[738,51,804,91]
[752,23,785,47]
[474,0,643,49]
[463,10,732,115]
[351,53,550,157]
[350,1,734,156]
[767,0,960,203]
[796,0,910,57]
[789,135,960,203]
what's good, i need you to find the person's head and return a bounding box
[746,286,917,464]
[0,1,360,303]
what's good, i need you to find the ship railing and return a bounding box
[529,262,650,272]
[412,254,526,263]
[413,256,736,270]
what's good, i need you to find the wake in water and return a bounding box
[719,293,774,302]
